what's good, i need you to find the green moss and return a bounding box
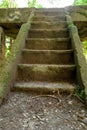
[73,87,86,101]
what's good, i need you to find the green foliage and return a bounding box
[0,0,17,8]
[0,0,9,8]
[73,0,87,5]
[6,46,10,58]
[73,87,85,101]
[28,0,42,8]
[82,41,87,61]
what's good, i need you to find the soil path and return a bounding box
[0,92,87,130]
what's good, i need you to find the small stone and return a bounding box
[53,90,55,93]
[83,118,87,124]
[76,112,79,115]
[49,102,52,105]
[32,115,36,119]
[80,122,85,126]
[79,124,82,127]
[68,101,73,105]
[40,121,44,124]
[69,110,71,113]
[73,115,77,120]
[0,119,3,121]
[55,110,58,113]
[71,126,73,129]
[46,118,49,121]
[44,109,46,112]
[81,110,85,113]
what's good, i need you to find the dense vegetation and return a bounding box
[28,0,42,8]
[74,0,87,5]
[74,0,87,61]
[0,0,17,8]
[0,0,43,8]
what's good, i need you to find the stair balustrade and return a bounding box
[66,15,87,104]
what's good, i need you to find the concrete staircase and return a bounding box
[13,9,77,94]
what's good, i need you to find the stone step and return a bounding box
[33,16,66,22]
[13,81,75,94]
[31,21,67,29]
[21,49,74,64]
[35,8,65,12]
[35,8,65,13]
[28,29,69,38]
[35,10,65,17]
[25,38,71,50]
[17,64,76,82]
[34,9,65,18]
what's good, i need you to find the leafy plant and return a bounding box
[82,41,87,61]
[0,0,17,8]
[73,87,86,103]
[73,0,87,5]
[28,0,42,8]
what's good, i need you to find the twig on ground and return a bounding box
[57,90,62,98]
[32,95,61,102]
[35,115,45,122]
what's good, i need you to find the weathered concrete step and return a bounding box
[35,8,65,12]
[35,8,65,13]
[17,64,76,82]
[33,16,66,22]
[25,38,71,50]
[35,11,65,17]
[28,29,69,38]
[35,8,65,17]
[31,21,67,29]
[13,81,75,94]
[21,49,74,64]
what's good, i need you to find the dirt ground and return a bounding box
[0,92,87,130]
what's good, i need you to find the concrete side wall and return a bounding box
[66,15,87,104]
[0,9,34,105]
[66,6,87,40]
[0,23,28,105]
[0,8,32,23]
[66,6,87,22]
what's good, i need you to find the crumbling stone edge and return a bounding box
[0,9,35,106]
[66,15,87,105]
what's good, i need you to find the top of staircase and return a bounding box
[0,6,87,39]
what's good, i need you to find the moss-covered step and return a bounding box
[31,21,67,29]
[21,49,74,65]
[25,38,71,50]
[33,16,66,22]
[17,64,76,83]
[34,10,65,16]
[13,81,75,94]
[28,29,69,38]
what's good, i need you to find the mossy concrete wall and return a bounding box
[66,15,87,104]
[65,6,87,41]
[0,10,34,105]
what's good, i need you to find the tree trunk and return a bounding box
[9,0,13,8]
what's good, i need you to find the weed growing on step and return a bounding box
[73,87,86,104]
